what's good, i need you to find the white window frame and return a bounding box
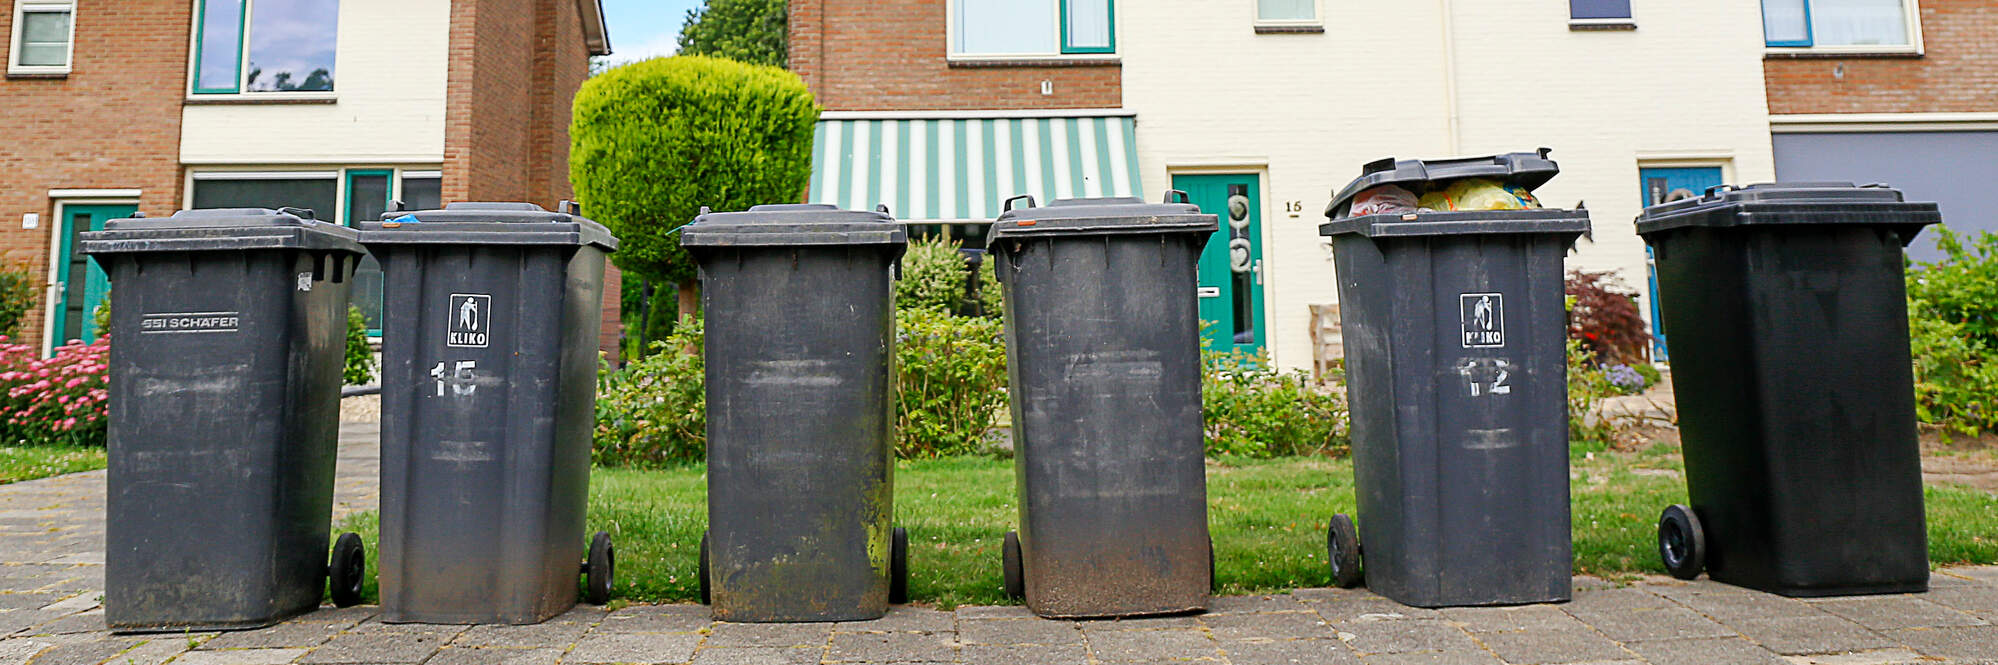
[945,0,1118,63]
[1253,0,1322,30]
[183,0,340,100]
[1764,0,1924,56]
[8,0,77,76]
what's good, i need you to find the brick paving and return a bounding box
[0,423,1992,664]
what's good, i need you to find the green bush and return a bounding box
[1568,339,1618,454]
[895,307,1007,458]
[677,0,787,68]
[594,320,707,468]
[1908,227,1998,435]
[1202,349,1349,458]
[0,267,37,338]
[343,305,374,386]
[570,55,819,291]
[897,235,1002,318]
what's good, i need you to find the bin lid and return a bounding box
[1325,148,1561,220]
[79,207,364,255]
[988,195,1217,241]
[679,203,906,248]
[1319,208,1592,239]
[357,202,618,250]
[1635,182,1942,238]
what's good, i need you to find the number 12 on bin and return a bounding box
[1458,358,1513,398]
[430,360,478,397]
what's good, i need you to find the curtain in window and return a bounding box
[191,178,339,218]
[17,10,71,66]
[1810,0,1908,45]
[1569,0,1632,20]
[954,0,1056,55]
[1257,0,1314,21]
[1762,0,1811,43]
[1064,0,1112,50]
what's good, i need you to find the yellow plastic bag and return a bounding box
[1444,178,1526,211]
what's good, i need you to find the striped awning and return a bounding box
[808,112,1142,222]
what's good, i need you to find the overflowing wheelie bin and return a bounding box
[989,194,1217,618]
[1637,183,1939,597]
[83,208,368,632]
[681,203,909,622]
[1320,150,1589,608]
[360,201,617,624]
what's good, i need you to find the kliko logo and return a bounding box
[448,294,491,348]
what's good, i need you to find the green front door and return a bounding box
[53,204,132,345]
[1174,174,1266,355]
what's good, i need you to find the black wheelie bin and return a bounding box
[1637,183,1939,597]
[682,203,910,622]
[360,201,617,624]
[84,208,368,632]
[989,194,1217,619]
[1319,150,1590,608]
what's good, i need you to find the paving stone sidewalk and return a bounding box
[0,423,1994,664]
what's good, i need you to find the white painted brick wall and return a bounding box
[1121,0,1776,370]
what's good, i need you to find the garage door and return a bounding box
[1772,131,1998,262]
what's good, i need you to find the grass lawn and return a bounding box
[335,443,1998,608]
[0,445,105,485]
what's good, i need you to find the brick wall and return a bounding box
[443,0,620,355]
[0,0,189,345]
[1765,0,1998,114]
[790,0,1121,111]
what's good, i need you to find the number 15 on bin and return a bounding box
[430,360,477,397]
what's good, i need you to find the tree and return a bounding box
[676,0,788,68]
[570,55,819,344]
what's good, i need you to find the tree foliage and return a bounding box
[569,55,819,285]
[676,0,788,68]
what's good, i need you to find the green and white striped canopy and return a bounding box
[809,112,1142,222]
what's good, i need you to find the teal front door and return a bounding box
[53,204,132,345]
[1638,167,1724,362]
[1174,174,1266,355]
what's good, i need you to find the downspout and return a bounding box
[1438,0,1461,154]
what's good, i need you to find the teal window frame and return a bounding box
[191,0,247,94]
[1763,0,1815,47]
[342,168,393,337]
[1058,0,1115,54]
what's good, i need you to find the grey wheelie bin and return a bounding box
[359,201,617,624]
[681,203,910,622]
[83,208,368,632]
[1319,150,1590,608]
[990,194,1217,619]
[1636,183,1939,597]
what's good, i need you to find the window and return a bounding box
[192,0,339,94]
[1257,0,1317,23]
[191,172,340,214]
[950,0,1113,57]
[1570,0,1632,20]
[1763,0,1917,49]
[9,1,75,75]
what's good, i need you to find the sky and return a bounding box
[601,0,705,63]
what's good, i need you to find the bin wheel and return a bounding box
[1658,505,1706,581]
[698,532,711,605]
[328,532,365,608]
[1327,514,1363,589]
[584,531,614,605]
[890,527,910,604]
[1001,531,1024,600]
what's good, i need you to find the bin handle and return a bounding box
[1163,190,1190,204]
[278,206,317,221]
[876,204,892,217]
[1859,182,1893,189]
[1003,194,1036,212]
[1702,184,1736,199]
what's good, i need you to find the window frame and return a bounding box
[1567,0,1636,30]
[1252,0,1322,30]
[8,0,77,77]
[1763,0,1924,55]
[946,0,1118,61]
[186,0,340,99]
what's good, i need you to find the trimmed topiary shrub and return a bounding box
[570,55,819,350]
[896,235,1003,319]
[343,305,373,386]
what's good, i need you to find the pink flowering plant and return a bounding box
[0,336,109,447]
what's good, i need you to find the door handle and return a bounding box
[1252,260,1263,286]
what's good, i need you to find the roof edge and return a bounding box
[577,0,611,56]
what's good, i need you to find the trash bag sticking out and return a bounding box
[1349,185,1420,216]
[1444,178,1531,211]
